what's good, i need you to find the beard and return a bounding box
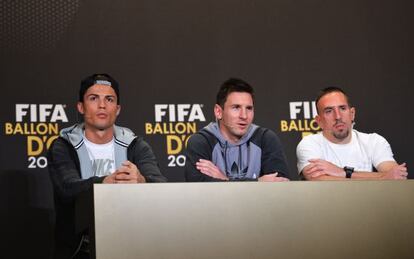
[229,128,247,140]
[333,128,350,140]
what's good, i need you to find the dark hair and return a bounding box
[216,78,255,107]
[79,73,120,104]
[316,86,351,113]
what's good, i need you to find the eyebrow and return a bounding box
[230,102,253,106]
[323,104,348,111]
[86,93,116,98]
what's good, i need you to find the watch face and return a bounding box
[344,166,354,178]
[344,166,354,173]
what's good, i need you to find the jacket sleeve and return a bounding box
[129,137,167,182]
[184,133,227,182]
[260,130,290,179]
[47,137,105,202]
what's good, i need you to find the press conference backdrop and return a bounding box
[1,0,413,257]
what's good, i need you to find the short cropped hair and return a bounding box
[315,86,351,113]
[216,78,254,107]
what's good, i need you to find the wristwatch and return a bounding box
[344,166,354,178]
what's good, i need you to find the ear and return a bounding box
[77,102,84,114]
[350,107,355,122]
[315,114,322,129]
[214,104,223,120]
[116,105,121,116]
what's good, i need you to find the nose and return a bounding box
[98,98,106,108]
[333,107,341,119]
[239,108,247,119]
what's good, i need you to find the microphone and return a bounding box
[218,118,249,135]
[218,118,237,131]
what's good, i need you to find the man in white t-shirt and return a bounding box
[296,86,408,180]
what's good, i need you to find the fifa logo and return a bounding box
[289,101,317,119]
[16,104,68,122]
[280,101,320,137]
[146,104,207,167]
[4,104,70,168]
[154,104,205,122]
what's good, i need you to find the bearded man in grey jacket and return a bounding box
[185,78,290,182]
